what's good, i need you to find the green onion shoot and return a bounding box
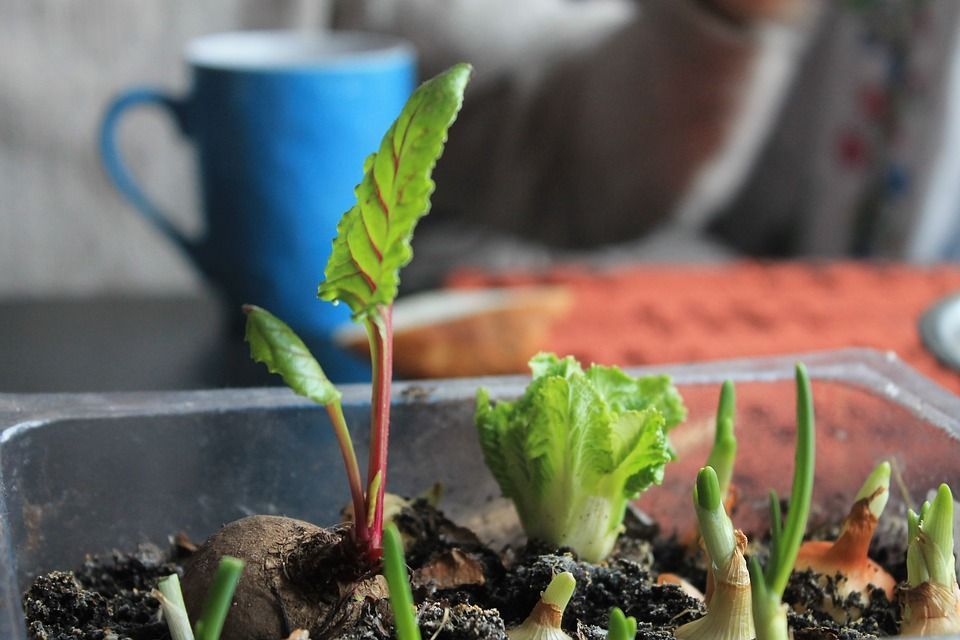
[705,380,737,504]
[748,363,815,640]
[675,466,754,640]
[155,573,195,640]
[901,484,960,636]
[155,556,244,640]
[607,607,637,640]
[194,556,244,640]
[383,523,421,640]
[508,572,577,640]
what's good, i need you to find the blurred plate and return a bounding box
[333,286,572,378]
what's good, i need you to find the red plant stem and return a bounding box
[364,306,393,558]
[325,402,368,544]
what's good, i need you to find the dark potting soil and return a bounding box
[23,545,181,640]
[23,501,901,640]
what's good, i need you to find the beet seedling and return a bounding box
[244,63,471,561]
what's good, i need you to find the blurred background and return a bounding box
[5,0,960,392]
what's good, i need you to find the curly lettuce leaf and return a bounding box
[585,363,687,429]
[475,354,682,562]
[318,63,471,319]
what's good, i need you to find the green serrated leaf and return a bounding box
[529,352,581,380]
[243,305,340,405]
[523,376,571,489]
[318,63,471,318]
[611,409,670,497]
[568,373,616,476]
[475,388,518,498]
[585,365,687,430]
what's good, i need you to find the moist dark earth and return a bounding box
[23,502,901,640]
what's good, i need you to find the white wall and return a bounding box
[0,0,328,297]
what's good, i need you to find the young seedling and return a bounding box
[475,353,686,562]
[705,380,737,505]
[383,523,421,640]
[154,556,244,640]
[901,483,960,636]
[675,466,755,640]
[748,363,815,640]
[607,607,637,640]
[244,63,471,561]
[156,574,194,640]
[659,381,739,599]
[795,461,895,619]
[508,572,577,640]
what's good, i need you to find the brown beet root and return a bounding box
[181,515,375,640]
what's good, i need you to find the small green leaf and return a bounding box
[318,64,471,318]
[243,305,340,405]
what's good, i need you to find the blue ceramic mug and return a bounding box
[100,31,416,381]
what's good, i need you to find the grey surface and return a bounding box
[0,295,274,392]
[2,349,960,639]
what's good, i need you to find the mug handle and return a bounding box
[99,89,199,258]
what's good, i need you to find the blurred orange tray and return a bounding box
[443,261,960,394]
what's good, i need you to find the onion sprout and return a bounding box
[508,572,576,640]
[675,466,754,640]
[155,557,244,640]
[155,574,194,640]
[901,484,960,636]
[383,522,422,640]
[748,363,815,640]
[794,460,894,618]
[194,556,244,640]
[705,380,737,503]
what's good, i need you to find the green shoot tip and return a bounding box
[383,523,421,640]
[193,556,244,640]
[542,572,576,612]
[854,461,891,519]
[696,467,722,512]
[608,607,637,640]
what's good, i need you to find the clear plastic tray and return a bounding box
[1,348,958,639]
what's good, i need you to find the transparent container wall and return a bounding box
[639,379,960,538]
[1,349,959,640]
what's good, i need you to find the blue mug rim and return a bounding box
[185,30,415,73]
